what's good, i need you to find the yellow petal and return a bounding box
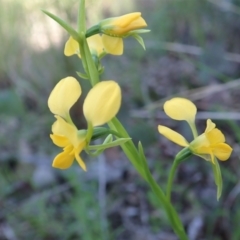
[52,116,79,147]
[158,125,189,147]
[64,36,79,57]
[48,77,81,119]
[206,128,225,145]
[112,13,143,28]
[52,150,75,169]
[102,35,123,55]
[87,34,104,56]
[50,134,70,147]
[194,153,212,162]
[75,153,87,171]
[192,146,215,163]
[163,98,197,123]
[83,81,121,126]
[101,13,147,36]
[190,133,209,150]
[205,119,216,133]
[212,143,233,161]
[191,144,211,155]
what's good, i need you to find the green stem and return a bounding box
[109,121,189,239]
[108,118,147,180]
[78,41,90,77]
[166,148,192,201]
[138,143,188,240]
[77,0,86,33]
[146,170,188,240]
[166,158,180,202]
[188,120,198,139]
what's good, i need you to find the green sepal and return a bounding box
[42,10,80,41]
[86,25,101,38]
[87,148,104,157]
[132,34,146,50]
[76,71,89,79]
[92,127,109,140]
[86,135,130,157]
[103,134,113,144]
[211,158,223,200]
[88,137,131,151]
[87,134,113,156]
[92,127,122,140]
[175,147,192,163]
[130,29,151,35]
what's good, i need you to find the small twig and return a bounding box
[146,41,240,63]
[97,146,109,239]
[139,78,240,112]
[0,223,18,240]
[224,181,240,207]
[131,78,240,120]
[207,0,240,15]
[131,110,240,121]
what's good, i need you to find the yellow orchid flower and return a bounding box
[158,98,232,163]
[99,12,147,37]
[48,77,121,170]
[99,12,148,55]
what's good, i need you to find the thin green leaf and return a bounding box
[211,158,223,200]
[42,10,79,41]
[87,148,104,157]
[92,127,122,140]
[131,29,151,34]
[103,134,113,144]
[88,138,131,150]
[76,71,89,79]
[132,34,146,50]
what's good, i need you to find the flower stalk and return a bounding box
[166,148,192,201]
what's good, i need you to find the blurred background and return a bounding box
[1,0,240,239]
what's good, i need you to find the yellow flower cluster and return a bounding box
[48,12,148,171]
[158,98,232,164]
[64,34,122,57]
[48,77,121,170]
[64,12,148,57]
